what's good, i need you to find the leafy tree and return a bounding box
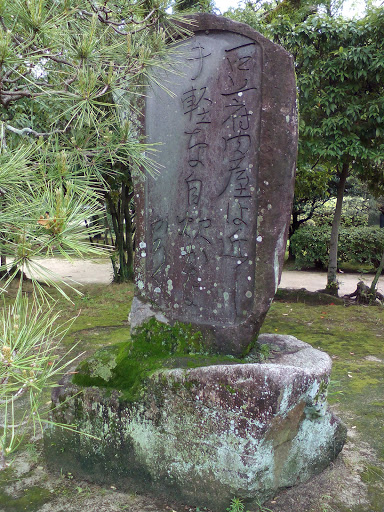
[0,0,185,468]
[229,6,384,294]
[227,0,327,27]
[273,10,384,292]
[174,0,216,12]
[288,163,332,258]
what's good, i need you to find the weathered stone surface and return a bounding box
[128,295,169,332]
[133,14,298,355]
[45,334,346,511]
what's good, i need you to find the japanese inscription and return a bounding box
[141,31,262,327]
[133,15,298,355]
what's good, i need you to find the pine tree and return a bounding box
[0,0,187,468]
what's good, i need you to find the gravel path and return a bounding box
[279,269,384,296]
[26,258,384,296]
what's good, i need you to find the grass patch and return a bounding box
[261,301,384,465]
[0,486,52,511]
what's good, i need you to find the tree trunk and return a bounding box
[288,209,300,260]
[122,183,134,280]
[1,247,6,267]
[289,198,323,261]
[327,162,349,295]
[104,185,135,283]
[370,246,384,297]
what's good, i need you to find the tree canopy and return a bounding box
[229,6,384,185]
[276,12,384,182]
[228,4,384,289]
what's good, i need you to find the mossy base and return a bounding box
[45,333,346,512]
[72,317,244,402]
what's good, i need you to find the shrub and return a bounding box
[290,225,384,269]
[309,197,370,228]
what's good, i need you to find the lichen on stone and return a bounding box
[85,347,118,382]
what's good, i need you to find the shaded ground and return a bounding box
[1,266,384,512]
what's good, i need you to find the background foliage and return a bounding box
[228,3,384,286]
[291,225,384,269]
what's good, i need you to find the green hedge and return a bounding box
[290,225,384,269]
[310,197,370,228]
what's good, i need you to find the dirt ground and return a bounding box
[26,258,114,285]
[28,257,384,296]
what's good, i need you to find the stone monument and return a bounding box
[45,14,346,511]
[131,13,297,355]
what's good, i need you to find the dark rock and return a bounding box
[132,14,298,355]
[275,288,345,305]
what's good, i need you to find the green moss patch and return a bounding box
[0,486,52,511]
[362,464,384,485]
[73,318,242,401]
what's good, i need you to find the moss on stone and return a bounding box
[222,383,237,394]
[239,337,258,357]
[72,318,243,401]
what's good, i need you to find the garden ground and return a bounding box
[1,260,384,512]
[26,257,384,296]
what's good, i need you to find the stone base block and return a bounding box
[44,334,346,511]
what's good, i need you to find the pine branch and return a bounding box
[82,5,159,34]
[0,384,28,405]
[5,124,66,138]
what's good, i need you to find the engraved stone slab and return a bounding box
[133,14,298,355]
